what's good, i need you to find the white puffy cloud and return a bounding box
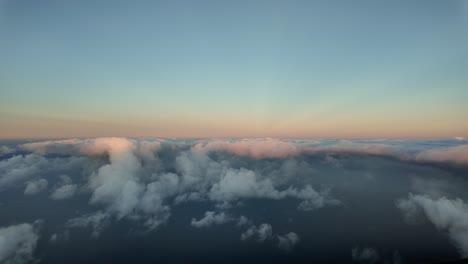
[0,223,39,264]
[288,185,341,211]
[0,150,86,193]
[277,232,300,252]
[137,174,176,229]
[0,154,47,191]
[1,138,343,238]
[3,137,468,261]
[396,194,468,256]
[134,140,162,161]
[4,138,341,234]
[191,211,231,228]
[86,138,144,219]
[174,149,223,191]
[241,223,273,242]
[190,212,252,229]
[20,138,171,232]
[66,211,110,238]
[351,246,379,264]
[209,168,283,201]
[3,137,468,262]
[50,184,78,200]
[24,179,48,195]
[208,167,339,210]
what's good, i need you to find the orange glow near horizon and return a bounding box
[1,110,467,140]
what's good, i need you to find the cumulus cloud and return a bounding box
[191,211,231,228]
[190,212,252,229]
[86,138,144,219]
[396,194,468,256]
[277,232,300,252]
[209,168,283,201]
[241,223,273,242]
[0,154,47,191]
[2,138,343,235]
[18,138,171,230]
[50,184,78,200]
[2,137,468,261]
[20,138,171,232]
[24,179,48,195]
[351,246,379,264]
[134,140,162,161]
[5,137,468,245]
[66,211,110,238]
[237,216,250,226]
[0,223,39,264]
[208,167,339,209]
[291,185,341,211]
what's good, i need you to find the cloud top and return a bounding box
[397,194,468,256]
[0,223,39,264]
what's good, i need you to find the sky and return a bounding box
[0,0,467,139]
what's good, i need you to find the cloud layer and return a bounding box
[1,137,468,263]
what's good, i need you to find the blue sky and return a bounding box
[0,0,467,138]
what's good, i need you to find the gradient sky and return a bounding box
[0,0,467,139]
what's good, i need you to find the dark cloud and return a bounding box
[351,246,379,264]
[277,232,300,252]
